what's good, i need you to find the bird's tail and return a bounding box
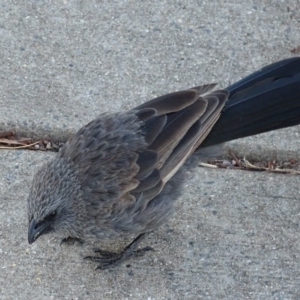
[201,57,300,148]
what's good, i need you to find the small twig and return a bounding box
[199,162,218,168]
[242,158,300,175]
[267,168,300,175]
[0,138,28,146]
[229,150,242,167]
[241,158,268,171]
[0,140,42,150]
[201,156,300,175]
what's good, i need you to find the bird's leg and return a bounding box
[60,237,84,246]
[84,232,154,270]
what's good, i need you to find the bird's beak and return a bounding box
[28,219,51,244]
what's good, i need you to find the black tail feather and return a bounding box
[201,57,300,147]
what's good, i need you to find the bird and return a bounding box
[27,57,300,269]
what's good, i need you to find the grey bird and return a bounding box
[28,57,300,269]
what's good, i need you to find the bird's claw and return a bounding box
[84,246,154,270]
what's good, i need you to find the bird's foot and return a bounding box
[60,237,83,246]
[84,246,154,270]
[84,233,154,270]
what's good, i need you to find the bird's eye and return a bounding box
[45,210,57,221]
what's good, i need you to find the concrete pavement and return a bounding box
[0,1,300,299]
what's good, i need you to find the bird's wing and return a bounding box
[130,84,229,204]
[60,84,228,223]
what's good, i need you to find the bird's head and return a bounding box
[27,158,84,244]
